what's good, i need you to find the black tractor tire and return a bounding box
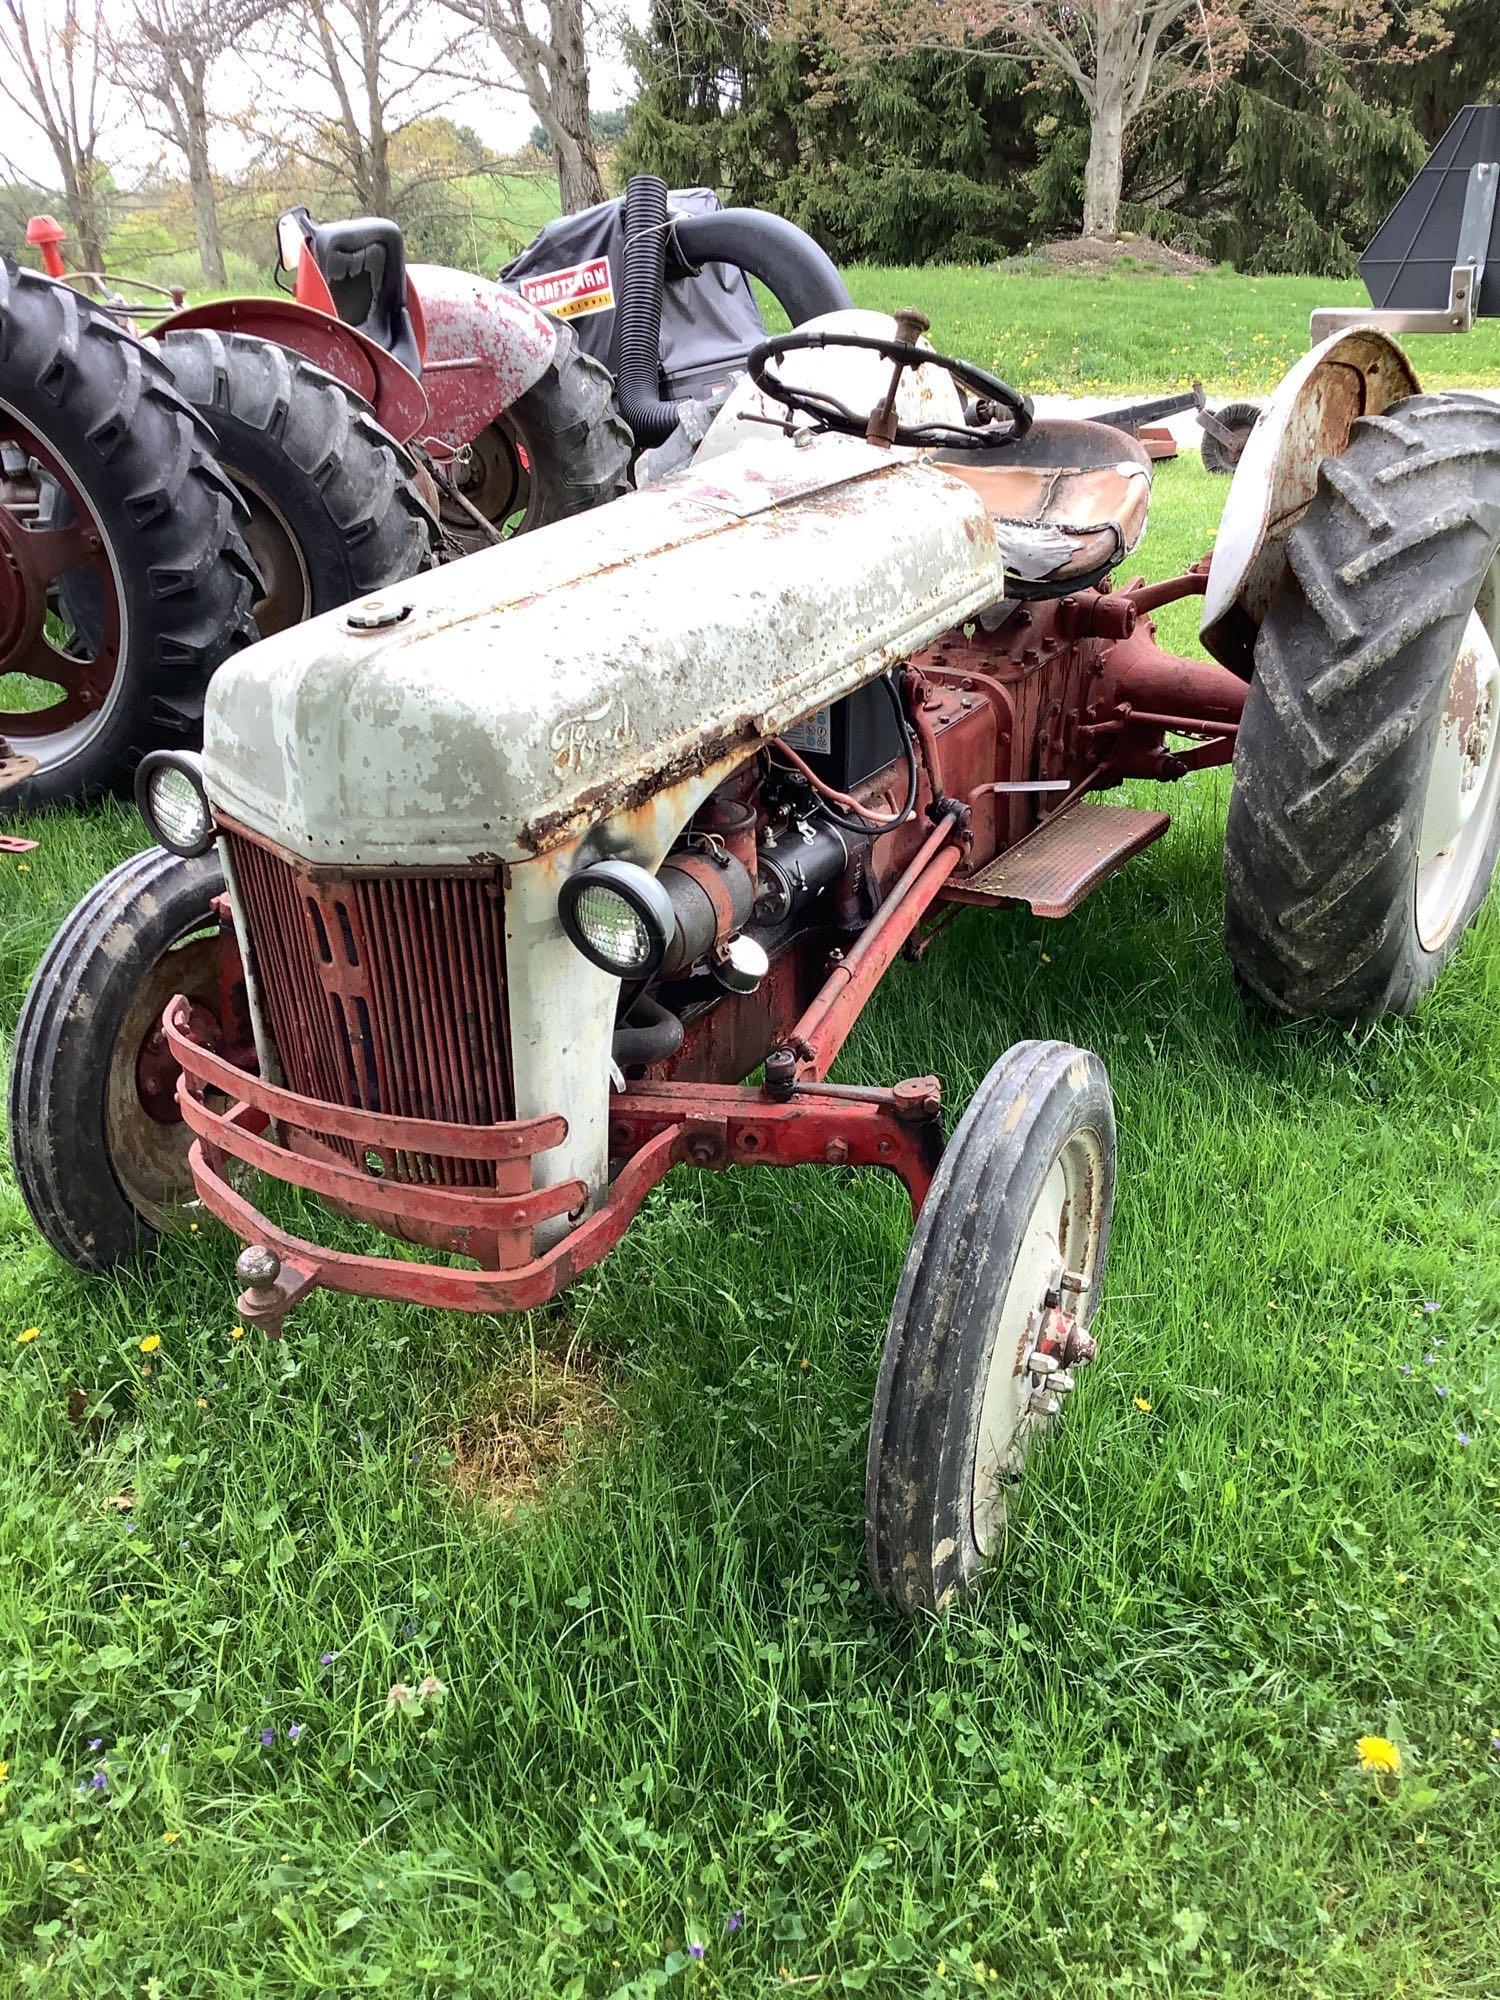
[1201,399,1261,475]
[866,1041,1116,1617]
[9,845,226,1272]
[1224,393,1500,1021]
[156,328,436,636]
[442,317,632,552]
[0,262,258,811]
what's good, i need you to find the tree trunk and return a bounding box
[1082,101,1124,237]
[182,68,226,285]
[60,161,107,274]
[549,4,605,212]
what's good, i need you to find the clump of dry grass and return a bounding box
[445,1346,619,1517]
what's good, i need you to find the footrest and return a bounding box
[942,803,1171,918]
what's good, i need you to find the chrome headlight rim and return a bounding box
[134,750,215,859]
[558,857,675,980]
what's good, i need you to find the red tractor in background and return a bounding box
[2,209,631,810]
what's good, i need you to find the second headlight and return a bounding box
[559,859,675,978]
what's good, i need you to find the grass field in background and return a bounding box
[3,456,1500,1988]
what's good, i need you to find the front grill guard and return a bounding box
[166,802,965,1331]
[164,1000,945,1332]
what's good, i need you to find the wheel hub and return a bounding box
[1416,554,1500,952]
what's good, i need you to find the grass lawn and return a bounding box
[837,267,1500,397]
[2,450,1499,1993]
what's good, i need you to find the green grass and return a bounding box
[2,464,1499,1997]
[798,266,1500,397]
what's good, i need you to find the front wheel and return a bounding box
[8,846,230,1271]
[866,1041,1116,1616]
[1224,393,1500,1020]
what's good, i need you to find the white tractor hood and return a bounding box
[202,432,1006,868]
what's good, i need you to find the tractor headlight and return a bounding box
[135,751,214,858]
[559,859,674,979]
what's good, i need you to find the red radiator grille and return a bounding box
[226,831,513,1187]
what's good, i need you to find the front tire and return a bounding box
[866,1041,1116,1616]
[156,328,436,637]
[8,846,227,1271]
[1224,393,1500,1020]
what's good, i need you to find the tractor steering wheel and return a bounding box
[747,318,1033,451]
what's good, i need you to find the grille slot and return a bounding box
[227,833,512,1187]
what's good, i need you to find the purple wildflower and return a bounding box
[125,1521,137,1534]
[260,1727,275,1748]
[688,1942,705,1961]
[1424,1354,1436,1366]
[89,1772,106,1791]
[1422,1301,1441,1314]
[319,1651,336,1665]
[1457,1432,1472,1446]
[88,1738,101,1752]
[726,1912,744,1935]
[1399,1363,1413,1376]
[1436,1384,1449,1398]
[288,1722,304,1742]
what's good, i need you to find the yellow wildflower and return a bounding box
[139,1334,161,1354]
[162,1830,180,1845]
[1357,1734,1402,1775]
[0,1758,9,1783]
[1133,1396,1152,1414]
[230,1325,246,1341]
[16,1326,39,1344]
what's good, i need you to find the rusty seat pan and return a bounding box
[939,418,1153,585]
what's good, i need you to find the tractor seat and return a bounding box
[939,418,1153,592]
[304,215,422,378]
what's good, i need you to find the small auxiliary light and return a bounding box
[134,751,215,858]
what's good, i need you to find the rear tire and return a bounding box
[1224,393,1500,1020]
[0,264,258,810]
[866,1042,1115,1616]
[156,328,436,636]
[442,319,632,551]
[8,846,226,1271]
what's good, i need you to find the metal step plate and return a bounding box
[942,803,1171,919]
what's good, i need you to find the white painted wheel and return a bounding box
[1416,556,1500,951]
[866,1041,1116,1616]
[971,1129,1108,1554]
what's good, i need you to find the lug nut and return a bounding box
[1051,1368,1077,1395]
[1028,1390,1062,1418]
[1024,1348,1060,1375]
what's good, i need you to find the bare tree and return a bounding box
[258,0,481,218]
[437,0,605,213]
[107,0,260,283]
[0,0,112,270]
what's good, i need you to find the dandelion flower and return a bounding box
[230,1325,245,1341]
[1133,1396,1152,1413]
[139,1334,161,1354]
[162,1830,180,1845]
[1357,1734,1401,1774]
[0,1759,9,1784]
[16,1327,39,1344]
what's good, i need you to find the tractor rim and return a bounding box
[105,926,222,1228]
[441,419,534,543]
[1416,552,1500,952]
[970,1127,1106,1554]
[234,472,312,638]
[0,398,129,765]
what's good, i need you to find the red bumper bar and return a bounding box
[164,1002,945,1331]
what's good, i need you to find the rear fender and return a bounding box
[405,264,559,457]
[1201,328,1421,674]
[151,295,429,447]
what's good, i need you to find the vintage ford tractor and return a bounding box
[11,311,1500,1614]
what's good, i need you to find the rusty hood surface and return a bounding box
[202,432,1005,867]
